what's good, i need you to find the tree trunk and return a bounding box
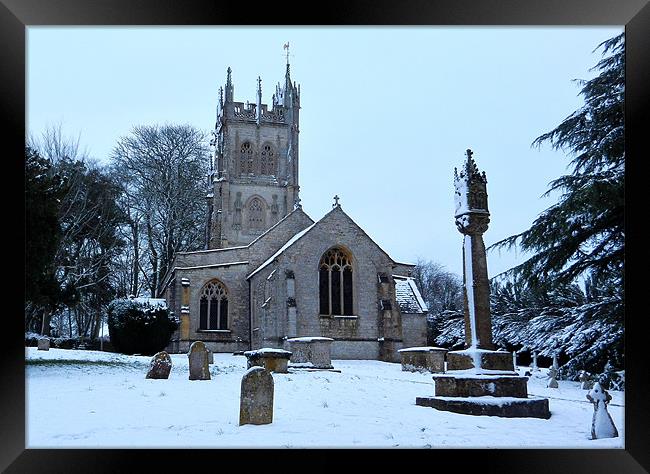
[146,218,158,298]
[130,219,139,296]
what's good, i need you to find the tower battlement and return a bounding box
[229,102,287,124]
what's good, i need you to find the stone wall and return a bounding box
[248,207,404,360]
[401,313,428,348]
[165,209,313,354]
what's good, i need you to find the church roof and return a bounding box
[393,275,428,314]
[246,221,317,279]
[246,204,405,281]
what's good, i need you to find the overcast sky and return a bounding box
[27,26,622,278]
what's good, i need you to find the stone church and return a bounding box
[159,63,428,361]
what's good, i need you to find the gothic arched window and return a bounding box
[248,197,265,231]
[260,144,275,175]
[240,142,254,175]
[199,280,229,330]
[319,247,353,316]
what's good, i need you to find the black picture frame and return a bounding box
[4,0,648,472]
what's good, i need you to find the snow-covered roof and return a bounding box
[175,261,249,271]
[244,348,292,356]
[247,205,406,281]
[287,337,334,342]
[246,222,317,279]
[398,346,447,352]
[393,276,428,314]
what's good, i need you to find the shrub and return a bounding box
[107,298,179,355]
[25,332,41,347]
[52,337,76,349]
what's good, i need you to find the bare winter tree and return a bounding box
[28,122,88,165]
[111,124,210,297]
[411,258,463,315]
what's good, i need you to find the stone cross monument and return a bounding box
[444,149,514,372]
[416,149,550,419]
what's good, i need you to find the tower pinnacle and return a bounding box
[256,76,262,126]
[225,67,234,102]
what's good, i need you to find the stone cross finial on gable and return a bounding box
[333,195,340,208]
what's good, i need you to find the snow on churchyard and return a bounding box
[26,348,624,448]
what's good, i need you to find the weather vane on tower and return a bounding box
[283,42,294,65]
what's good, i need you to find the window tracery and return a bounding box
[199,280,228,330]
[319,247,353,316]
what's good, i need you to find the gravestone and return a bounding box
[188,341,211,380]
[547,366,559,389]
[532,352,539,371]
[586,382,618,439]
[37,338,50,351]
[207,348,214,365]
[580,370,595,390]
[146,351,172,379]
[239,366,274,425]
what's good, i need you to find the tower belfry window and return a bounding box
[319,247,354,316]
[240,142,254,175]
[260,144,275,175]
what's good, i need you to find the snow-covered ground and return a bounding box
[25,347,624,448]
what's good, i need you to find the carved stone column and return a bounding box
[415,149,550,419]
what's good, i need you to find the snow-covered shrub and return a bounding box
[427,310,464,349]
[25,332,42,347]
[52,337,76,349]
[107,298,179,355]
[428,296,623,383]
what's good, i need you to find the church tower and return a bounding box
[206,61,301,249]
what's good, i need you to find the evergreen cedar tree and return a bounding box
[489,33,624,291]
[25,146,67,314]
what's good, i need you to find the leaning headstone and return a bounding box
[239,366,274,425]
[188,341,211,380]
[586,382,618,439]
[146,351,172,379]
[547,366,559,388]
[37,338,50,351]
